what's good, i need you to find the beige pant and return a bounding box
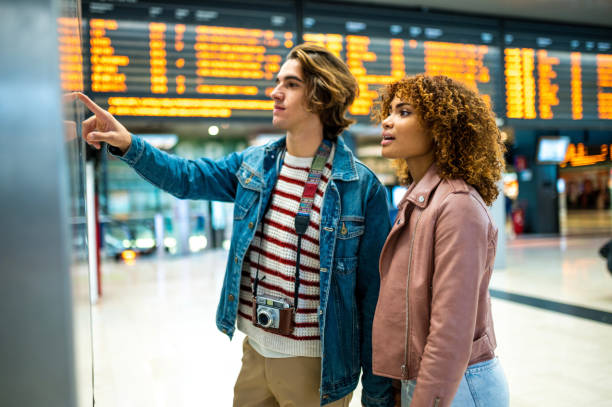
[233,338,353,407]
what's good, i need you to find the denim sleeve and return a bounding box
[357,182,395,407]
[111,134,241,202]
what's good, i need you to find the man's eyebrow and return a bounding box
[276,75,304,83]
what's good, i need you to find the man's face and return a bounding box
[270,59,319,132]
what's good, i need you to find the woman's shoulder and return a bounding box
[434,178,492,221]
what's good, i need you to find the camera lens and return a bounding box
[257,310,272,328]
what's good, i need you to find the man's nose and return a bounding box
[271,86,283,101]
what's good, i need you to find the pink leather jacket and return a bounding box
[372,163,498,407]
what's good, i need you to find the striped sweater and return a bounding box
[236,146,335,357]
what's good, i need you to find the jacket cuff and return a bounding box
[411,383,450,407]
[109,134,144,166]
[361,389,395,407]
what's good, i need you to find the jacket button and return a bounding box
[222,328,227,334]
[234,256,238,263]
[248,222,254,229]
[228,294,235,302]
[418,195,425,203]
[319,309,323,315]
[322,394,329,399]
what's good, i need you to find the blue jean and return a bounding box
[401,357,509,407]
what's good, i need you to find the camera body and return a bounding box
[252,295,295,335]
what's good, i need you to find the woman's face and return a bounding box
[381,96,433,160]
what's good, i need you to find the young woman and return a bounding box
[371,74,509,407]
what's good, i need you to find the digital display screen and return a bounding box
[303,3,503,118]
[82,0,296,119]
[504,25,612,123]
[80,0,612,127]
[537,136,570,163]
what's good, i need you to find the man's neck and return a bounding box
[285,121,325,157]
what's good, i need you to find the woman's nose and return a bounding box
[382,116,393,129]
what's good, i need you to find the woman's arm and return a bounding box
[410,193,492,407]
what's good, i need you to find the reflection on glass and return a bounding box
[59,0,94,405]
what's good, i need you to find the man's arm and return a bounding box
[76,92,240,202]
[357,182,394,407]
[114,134,241,202]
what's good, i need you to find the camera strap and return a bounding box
[252,139,332,311]
[293,139,331,310]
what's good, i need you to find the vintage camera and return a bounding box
[252,295,295,335]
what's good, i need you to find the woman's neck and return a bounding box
[406,152,435,184]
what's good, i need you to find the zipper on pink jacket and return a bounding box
[403,208,423,379]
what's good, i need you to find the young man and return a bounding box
[77,44,393,407]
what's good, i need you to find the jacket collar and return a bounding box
[265,135,359,182]
[400,163,442,209]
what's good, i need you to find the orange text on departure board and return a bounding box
[149,22,168,94]
[536,50,560,119]
[89,19,128,92]
[345,36,405,115]
[424,41,492,107]
[597,54,612,119]
[195,25,286,85]
[570,52,583,119]
[57,17,83,91]
[107,97,273,117]
[504,48,536,119]
[305,34,401,115]
[561,143,610,167]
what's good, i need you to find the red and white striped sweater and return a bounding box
[236,147,335,357]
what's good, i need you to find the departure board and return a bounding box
[503,26,612,123]
[81,0,612,127]
[303,3,504,118]
[82,0,296,119]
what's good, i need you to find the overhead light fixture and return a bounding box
[208,125,219,136]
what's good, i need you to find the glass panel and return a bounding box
[58,0,94,404]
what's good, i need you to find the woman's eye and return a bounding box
[400,110,411,116]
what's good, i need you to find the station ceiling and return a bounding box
[337,0,612,28]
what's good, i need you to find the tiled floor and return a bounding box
[91,236,612,407]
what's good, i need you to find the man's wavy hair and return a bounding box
[372,74,505,206]
[287,44,358,141]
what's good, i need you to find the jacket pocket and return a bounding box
[234,164,262,220]
[470,332,494,361]
[334,216,365,260]
[330,256,359,376]
[333,255,358,276]
[336,216,365,240]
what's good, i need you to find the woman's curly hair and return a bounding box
[372,74,506,206]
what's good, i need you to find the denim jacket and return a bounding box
[114,134,394,406]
